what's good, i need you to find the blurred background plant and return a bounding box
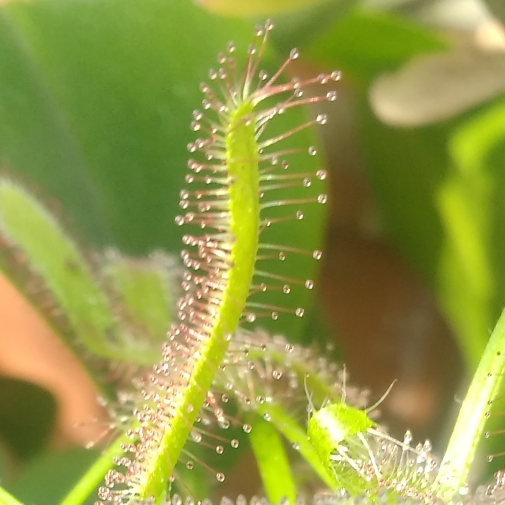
[1,0,505,503]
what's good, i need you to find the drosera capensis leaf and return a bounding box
[212,329,367,491]
[0,179,117,359]
[306,398,438,502]
[0,178,163,367]
[434,306,505,501]
[102,250,179,348]
[100,20,338,505]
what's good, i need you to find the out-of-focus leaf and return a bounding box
[269,0,358,53]
[197,0,333,17]
[370,46,505,126]
[0,0,252,255]
[437,97,505,370]
[355,99,449,285]
[0,377,56,461]
[7,448,100,505]
[305,9,447,86]
[486,0,505,25]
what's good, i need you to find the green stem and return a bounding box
[435,306,505,500]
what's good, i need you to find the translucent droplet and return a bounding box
[216,472,226,482]
[273,370,283,380]
[308,146,317,156]
[243,424,252,433]
[303,178,311,187]
[316,114,327,125]
[295,308,304,317]
[326,90,338,101]
[186,461,194,470]
[331,70,342,81]
[313,250,322,260]
[292,442,300,451]
[317,194,328,204]
[216,445,224,454]
[231,439,239,448]
[283,285,291,294]
[305,280,314,290]
[316,170,327,180]
[296,211,304,220]
[290,48,300,60]
[271,311,278,320]
[263,412,272,421]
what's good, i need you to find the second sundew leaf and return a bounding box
[100,21,337,505]
[0,179,161,367]
[434,306,505,501]
[103,251,177,346]
[0,180,115,359]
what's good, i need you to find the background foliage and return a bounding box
[1,0,505,503]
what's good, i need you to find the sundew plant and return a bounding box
[2,2,505,505]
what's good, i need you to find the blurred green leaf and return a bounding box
[438,96,505,370]
[7,448,99,505]
[197,0,334,17]
[0,0,252,254]
[0,377,56,461]
[305,8,447,86]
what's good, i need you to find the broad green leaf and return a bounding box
[438,97,505,370]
